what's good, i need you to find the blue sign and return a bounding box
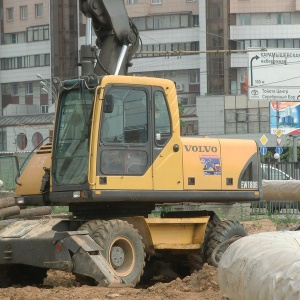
[275,146,283,154]
[260,146,267,155]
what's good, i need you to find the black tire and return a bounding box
[207,220,247,265]
[0,265,48,287]
[139,256,157,283]
[77,219,145,286]
[187,221,216,272]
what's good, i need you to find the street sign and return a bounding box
[260,135,268,145]
[275,146,283,154]
[276,129,282,137]
[248,49,300,101]
[276,137,282,145]
[260,146,267,155]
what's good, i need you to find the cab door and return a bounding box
[96,85,153,190]
[152,88,183,190]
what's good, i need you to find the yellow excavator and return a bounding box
[0,0,261,287]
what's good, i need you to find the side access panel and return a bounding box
[182,137,260,192]
[182,138,221,190]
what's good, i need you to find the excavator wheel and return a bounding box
[0,265,48,287]
[187,220,216,272]
[77,219,146,286]
[207,220,247,265]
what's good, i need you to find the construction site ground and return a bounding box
[0,218,281,300]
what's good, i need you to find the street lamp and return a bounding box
[37,74,57,103]
[42,87,57,102]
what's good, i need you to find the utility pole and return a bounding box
[292,135,298,162]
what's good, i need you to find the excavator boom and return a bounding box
[79,0,139,76]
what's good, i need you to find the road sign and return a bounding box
[276,129,282,137]
[275,146,283,154]
[276,137,282,145]
[248,49,300,101]
[260,135,268,145]
[260,146,267,155]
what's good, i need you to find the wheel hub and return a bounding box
[111,246,125,267]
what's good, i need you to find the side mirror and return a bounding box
[103,94,114,113]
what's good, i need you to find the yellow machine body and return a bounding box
[16,75,261,205]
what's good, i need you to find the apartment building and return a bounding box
[0,0,51,115]
[0,0,78,152]
[0,0,232,150]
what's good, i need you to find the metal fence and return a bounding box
[252,162,300,215]
[262,162,300,180]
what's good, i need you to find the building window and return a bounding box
[44,26,49,39]
[32,132,43,148]
[7,8,14,21]
[236,39,300,50]
[35,3,43,18]
[12,83,19,96]
[251,40,260,47]
[137,41,199,58]
[20,5,28,20]
[285,39,293,48]
[261,40,267,48]
[0,129,7,152]
[133,14,192,30]
[45,54,50,65]
[26,82,33,94]
[151,0,162,4]
[277,13,291,24]
[0,54,49,70]
[4,32,26,45]
[27,25,50,42]
[41,105,49,113]
[239,14,251,25]
[268,40,277,48]
[189,69,200,84]
[16,133,27,150]
[11,34,17,44]
[35,55,40,66]
[191,15,199,27]
[33,28,39,40]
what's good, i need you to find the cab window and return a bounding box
[154,91,171,146]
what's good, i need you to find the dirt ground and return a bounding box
[0,219,281,300]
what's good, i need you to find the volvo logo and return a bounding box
[184,145,218,153]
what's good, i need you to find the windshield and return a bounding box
[53,89,94,185]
